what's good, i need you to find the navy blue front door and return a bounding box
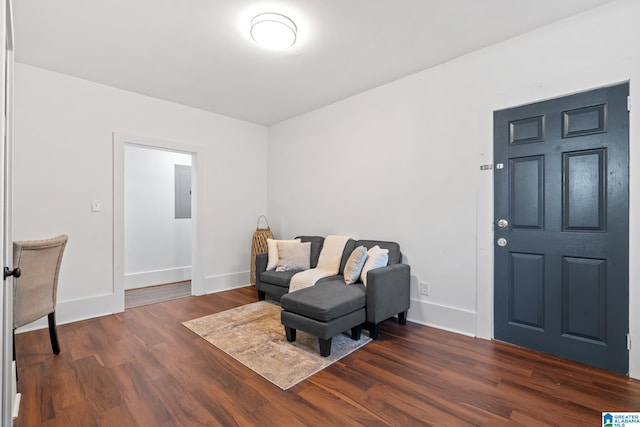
[494,83,629,374]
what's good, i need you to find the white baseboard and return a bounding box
[407,298,477,337]
[15,293,115,333]
[14,284,474,342]
[12,393,20,421]
[14,272,251,334]
[203,271,250,294]
[12,362,20,420]
[124,266,192,290]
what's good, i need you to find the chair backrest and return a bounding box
[13,235,68,329]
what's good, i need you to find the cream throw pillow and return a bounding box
[266,238,300,271]
[360,245,389,286]
[344,246,368,285]
[276,241,311,272]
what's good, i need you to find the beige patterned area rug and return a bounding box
[182,301,371,390]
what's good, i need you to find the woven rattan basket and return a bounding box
[251,215,273,285]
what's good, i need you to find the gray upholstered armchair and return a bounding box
[13,235,68,362]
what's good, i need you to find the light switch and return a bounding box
[91,200,103,212]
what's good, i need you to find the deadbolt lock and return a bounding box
[497,219,508,228]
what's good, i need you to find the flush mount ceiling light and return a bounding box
[250,13,297,50]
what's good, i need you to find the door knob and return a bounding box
[497,219,508,228]
[3,267,21,280]
[497,238,507,247]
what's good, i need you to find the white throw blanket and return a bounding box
[289,235,350,293]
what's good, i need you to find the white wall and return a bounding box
[11,0,639,377]
[124,145,192,289]
[13,63,267,325]
[268,0,640,377]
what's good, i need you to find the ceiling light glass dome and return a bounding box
[250,13,297,50]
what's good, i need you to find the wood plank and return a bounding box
[13,285,640,426]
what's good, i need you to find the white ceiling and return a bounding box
[13,0,618,126]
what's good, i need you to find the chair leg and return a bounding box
[284,326,296,342]
[369,323,380,340]
[48,312,61,355]
[351,324,362,340]
[398,310,408,325]
[13,329,18,383]
[318,338,332,357]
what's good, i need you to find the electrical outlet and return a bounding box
[420,281,430,296]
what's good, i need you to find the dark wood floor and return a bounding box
[14,286,640,426]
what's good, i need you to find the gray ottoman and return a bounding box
[280,281,366,357]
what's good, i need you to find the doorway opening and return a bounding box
[493,83,629,374]
[123,144,193,308]
[113,133,204,313]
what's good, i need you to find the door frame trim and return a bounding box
[113,132,205,312]
[490,84,629,374]
[475,73,638,377]
[1,0,17,422]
